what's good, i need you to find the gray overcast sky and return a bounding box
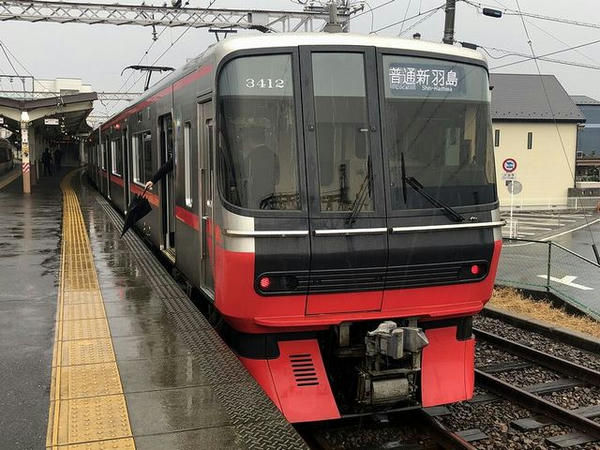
[1,0,599,119]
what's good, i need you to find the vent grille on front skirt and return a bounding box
[290,353,319,387]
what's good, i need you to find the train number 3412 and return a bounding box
[245,78,285,89]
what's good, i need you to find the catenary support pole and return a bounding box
[443,0,456,44]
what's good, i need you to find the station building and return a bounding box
[490,73,585,209]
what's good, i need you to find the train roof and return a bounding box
[99,33,487,131]
[211,32,487,66]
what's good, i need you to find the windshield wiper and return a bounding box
[345,157,372,225]
[400,152,465,223]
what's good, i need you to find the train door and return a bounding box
[300,47,387,314]
[159,113,175,255]
[122,128,130,208]
[197,100,214,294]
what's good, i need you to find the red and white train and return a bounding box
[86,33,503,423]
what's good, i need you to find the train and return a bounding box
[85,33,503,423]
[0,138,15,175]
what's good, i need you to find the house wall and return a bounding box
[492,121,577,209]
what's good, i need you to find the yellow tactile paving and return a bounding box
[63,291,103,305]
[57,363,122,400]
[54,395,132,444]
[61,318,111,341]
[62,304,107,321]
[47,171,135,450]
[59,339,116,366]
[50,437,136,449]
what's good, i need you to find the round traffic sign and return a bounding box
[502,158,517,173]
[506,180,522,195]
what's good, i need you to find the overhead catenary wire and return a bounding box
[0,41,20,77]
[398,5,441,36]
[463,0,600,31]
[480,46,600,71]
[489,37,600,71]
[485,0,600,67]
[371,3,445,34]
[398,0,412,35]
[106,0,219,117]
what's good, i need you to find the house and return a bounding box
[490,73,585,209]
[571,95,600,190]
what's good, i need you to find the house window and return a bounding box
[494,129,500,147]
[527,132,533,149]
[111,138,123,175]
[184,122,193,207]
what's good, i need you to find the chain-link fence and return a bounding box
[496,238,600,321]
[498,196,600,211]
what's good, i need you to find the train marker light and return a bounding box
[259,276,271,289]
[470,265,480,275]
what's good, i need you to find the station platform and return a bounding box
[0,169,306,449]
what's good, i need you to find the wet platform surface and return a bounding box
[1,169,306,449]
[0,170,62,449]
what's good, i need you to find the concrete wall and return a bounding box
[492,121,577,209]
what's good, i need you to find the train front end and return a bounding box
[211,35,502,422]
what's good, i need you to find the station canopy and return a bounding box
[0,92,97,146]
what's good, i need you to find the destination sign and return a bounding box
[388,63,466,97]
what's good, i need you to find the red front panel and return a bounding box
[267,340,340,423]
[420,326,475,407]
[306,290,382,315]
[215,239,502,333]
[239,357,282,411]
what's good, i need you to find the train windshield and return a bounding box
[381,55,496,210]
[217,54,301,210]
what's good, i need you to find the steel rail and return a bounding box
[416,409,476,450]
[296,406,474,450]
[475,370,600,439]
[473,327,600,386]
[482,306,600,354]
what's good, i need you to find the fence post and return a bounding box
[546,241,552,293]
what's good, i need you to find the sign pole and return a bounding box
[509,182,514,238]
[21,112,31,194]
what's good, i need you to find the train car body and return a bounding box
[0,138,15,175]
[86,33,503,423]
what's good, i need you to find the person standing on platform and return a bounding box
[42,148,53,176]
[54,147,63,172]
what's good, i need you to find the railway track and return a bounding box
[295,407,475,450]
[473,326,600,447]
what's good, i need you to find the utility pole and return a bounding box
[443,1,502,45]
[442,0,456,44]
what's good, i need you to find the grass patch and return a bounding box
[489,287,600,339]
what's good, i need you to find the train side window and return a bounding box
[131,134,142,184]
[206,120,214,203]
[143,131,153,183]
[101,144,106,170]
[111,138,123,175]
[184,122,192,207]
